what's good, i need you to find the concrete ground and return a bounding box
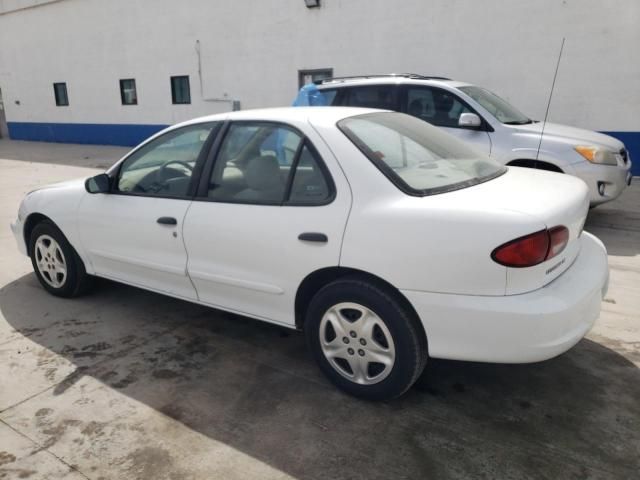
[0,139,638,480]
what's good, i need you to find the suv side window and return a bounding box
[116,122,217,197]
[406,87,473,128]
[344,85,398,110]
[318,88,338,105]
[208,122,333,205]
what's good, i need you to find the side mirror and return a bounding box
[458,113,482,129]
[85,173,111,194]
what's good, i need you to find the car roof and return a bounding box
[173,106,387,129]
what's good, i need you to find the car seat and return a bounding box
[234,155,284,203]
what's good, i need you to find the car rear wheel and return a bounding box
[29,220,93,297]
[305,277,427,400]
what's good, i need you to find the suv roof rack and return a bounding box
[314,73,451,85]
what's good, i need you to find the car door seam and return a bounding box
[181,199,200,302]
[308,119,354,266]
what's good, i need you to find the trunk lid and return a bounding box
[439,166,590,294]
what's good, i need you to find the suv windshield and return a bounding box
[338,112,506,196]
[459,86,532,125]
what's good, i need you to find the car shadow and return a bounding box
[1,274,639,479]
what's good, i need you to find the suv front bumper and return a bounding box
[569,160,633,206]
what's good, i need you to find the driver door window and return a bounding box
[406,87,472,128]
[116,122,217,197]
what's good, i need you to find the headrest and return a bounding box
[244,155,282,191]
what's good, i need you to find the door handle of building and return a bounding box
[298,232,328,243]
[157,216,177,225]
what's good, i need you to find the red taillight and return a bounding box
[491,226,569,268]
[548,226,569,258]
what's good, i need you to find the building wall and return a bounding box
[0,0,638,172]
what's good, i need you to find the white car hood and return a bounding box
[28,178,87,194]
[513,122,624,151]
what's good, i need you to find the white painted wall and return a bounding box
[0,0,638,131]
[0,0,60,15]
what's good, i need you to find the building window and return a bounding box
[120,79,138,105]
[298,68,333,88]
[53,83,69,106]
[171,76,191,104]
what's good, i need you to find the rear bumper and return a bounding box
[570,160,632,205]
[402,231,608,363]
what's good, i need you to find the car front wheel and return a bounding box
[29,220,92,297]
[305,277,427,400]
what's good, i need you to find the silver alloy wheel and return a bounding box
[319,302,396,385]
[34,234,67,288]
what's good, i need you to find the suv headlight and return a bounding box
[574,146,618,166]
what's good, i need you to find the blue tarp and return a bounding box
[292,83,330,107]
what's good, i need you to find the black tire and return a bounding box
[305,276,427,401]
[29,220,93,298]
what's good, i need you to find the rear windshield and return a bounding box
[338,112,506,196]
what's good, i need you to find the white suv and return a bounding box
[294,74,633,205]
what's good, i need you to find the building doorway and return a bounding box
[0,88,9,139]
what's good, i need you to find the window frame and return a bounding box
[171,75,191,105]
[298,68,333,89]
[399,85,494,132]
[119,78,138,106]
[108,122,222,200]
[195,120,336,207]
[53,82,69,107]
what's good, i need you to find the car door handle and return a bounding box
[298,232,328,243]
[157,216,177,225]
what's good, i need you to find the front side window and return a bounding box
[406,87,473,128]
[120,79,138,105]
[345,85,398,110]
[208,123,333,205]
[116,123,217,197]
[53,83,69,106]
[338,112,505,196]
[171,76,191,104]
[459,86,531,124]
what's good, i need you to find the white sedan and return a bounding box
[11,107,609,400]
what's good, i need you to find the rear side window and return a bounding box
[338,112,505,196]
[344,85,398,110]
[208,123,333,205]
[288,145,332,205]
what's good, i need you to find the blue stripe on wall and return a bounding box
[5,122,640,175]
[601,132,640,176]
[7,122,169,147]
